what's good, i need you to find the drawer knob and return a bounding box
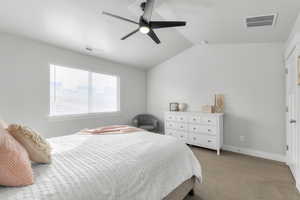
[193,118,196,121]
[181,136,183,138]
[193,128,196,130]
[180,126,183,128]
[208,140,211,143]
[193,137,196,140]
[208,129,211,132]
[208,120,211,122]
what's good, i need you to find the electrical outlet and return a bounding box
[240,136,245,142]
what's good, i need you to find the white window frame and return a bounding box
[48,64,121,121]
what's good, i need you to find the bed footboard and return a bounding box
[163,176,196,200]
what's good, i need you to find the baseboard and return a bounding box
[222,145,286,163]
[297,181,300,193]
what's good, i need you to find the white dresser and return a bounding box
[164,112,224,155]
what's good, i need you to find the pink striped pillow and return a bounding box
[0,128,34,187]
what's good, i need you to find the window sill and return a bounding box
[48,111,121,122]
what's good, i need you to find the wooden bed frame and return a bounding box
[163,176,195,200]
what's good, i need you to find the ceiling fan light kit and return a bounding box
[140,26,150,34]
[103,0,187,44]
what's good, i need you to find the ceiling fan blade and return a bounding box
[103,11,138,25]
[147,29,161,44]
[142,0,155,22]
[150,21,186,29]
[121,29,140,40]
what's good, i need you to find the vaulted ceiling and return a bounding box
[0,0,299,69]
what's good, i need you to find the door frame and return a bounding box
[285,44,300,192]
[286,50,297,175]
[297,52,300,192]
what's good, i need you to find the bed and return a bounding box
[0,131,202,200]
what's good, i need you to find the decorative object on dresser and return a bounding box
[178,103,187,112]
[201,105,214,113]
[165,111,224,155]
[169,103,179,111]
[214,94,225,113]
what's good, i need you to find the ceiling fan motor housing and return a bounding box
[139,16,149,27]
[140,2,146,11]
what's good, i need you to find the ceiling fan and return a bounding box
[102,0,186,44]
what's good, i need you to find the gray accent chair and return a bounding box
[132,114,159,133]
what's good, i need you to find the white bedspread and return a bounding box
[0,131,202,200]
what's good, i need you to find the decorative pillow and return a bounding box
[0,119,8,129]
[0,128,34,186]
[7,124,52,164]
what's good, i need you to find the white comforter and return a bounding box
[0,131,202,200]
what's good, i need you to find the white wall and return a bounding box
[0,33,146,138]
[147,43,286,156]
[286,13,300,49]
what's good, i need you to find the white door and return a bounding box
[287,94,297,175]
[286,51,298,179]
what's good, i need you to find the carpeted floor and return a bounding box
[185,146,300,200]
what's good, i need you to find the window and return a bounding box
[50,65,119,117]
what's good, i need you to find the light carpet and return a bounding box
[185,146,300,200]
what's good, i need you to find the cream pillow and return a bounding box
[7,124,52,164]
[0,119,8,129]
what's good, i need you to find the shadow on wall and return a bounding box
[224,113,257,149]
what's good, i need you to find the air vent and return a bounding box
[246,14,277,28]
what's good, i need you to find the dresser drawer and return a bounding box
[176,123,188,131]
[189,116,202,124]
[189,125,216,135]
[176,115,188,123]
[189,134,216,148]
[165,122,176,129]
[201,117,217,125]
[165,129,177,136]
[166,114,176,121]
[174,131,188,142]
[165,129,187,142]
[189,124,201,132]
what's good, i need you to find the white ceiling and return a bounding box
[0,0,299,69]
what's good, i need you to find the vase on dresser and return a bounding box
[178,103,187,112]
[164,111,224,155]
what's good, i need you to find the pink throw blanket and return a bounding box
[80,125,144,135]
